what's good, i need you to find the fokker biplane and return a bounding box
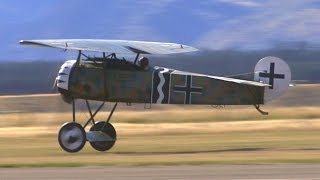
[20,39,291,153]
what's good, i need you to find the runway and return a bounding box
[1,164,320,180]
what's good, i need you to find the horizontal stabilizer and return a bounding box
[208,75,269,87]
[171,70,270,87]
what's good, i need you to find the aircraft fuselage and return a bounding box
[57,60,264,105]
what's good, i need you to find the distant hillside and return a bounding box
[0,49,319,95]
[0,61,62,95]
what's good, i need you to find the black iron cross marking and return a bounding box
[173,75,202,104]
[259,62,285,89]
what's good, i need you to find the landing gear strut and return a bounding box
[58,99,118,153]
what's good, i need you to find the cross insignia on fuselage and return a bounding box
[173,75,202,104]
[259,62,285,89]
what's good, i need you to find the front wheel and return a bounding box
[58,122,86,153]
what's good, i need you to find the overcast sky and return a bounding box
[1,0,319,60]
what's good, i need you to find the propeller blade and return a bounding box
[52,78,58,91]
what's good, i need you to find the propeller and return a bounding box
[52,78,58,92]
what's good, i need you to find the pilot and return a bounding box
[138,57,149,70]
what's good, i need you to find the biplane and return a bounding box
[20,39,291,153]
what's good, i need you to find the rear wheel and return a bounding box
[89,121,117,152]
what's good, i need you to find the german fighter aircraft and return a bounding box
[20,39,291,153]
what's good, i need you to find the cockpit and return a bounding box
[80,54,150,71]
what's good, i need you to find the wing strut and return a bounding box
[76,50,81,67]
[133,53,140,65]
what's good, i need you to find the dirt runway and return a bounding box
[1,165,320,180]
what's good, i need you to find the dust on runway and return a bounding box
[1,165,320,180]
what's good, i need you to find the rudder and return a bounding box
[254,56,291,102]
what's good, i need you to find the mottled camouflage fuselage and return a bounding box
[58,60,264,105]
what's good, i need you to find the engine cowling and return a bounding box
[56,60,77,103]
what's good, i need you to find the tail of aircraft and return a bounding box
[254,56,291,102]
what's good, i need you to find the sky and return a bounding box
[1,0,320,60]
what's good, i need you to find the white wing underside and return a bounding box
[20,39,199,55]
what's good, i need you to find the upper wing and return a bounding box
[19,39,199,55]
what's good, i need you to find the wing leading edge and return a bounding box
[19,39,199,55]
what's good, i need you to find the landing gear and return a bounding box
[57,99,118,153]
[89,122,116,151]
[58,122,86,153]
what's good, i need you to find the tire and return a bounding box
[58,122,86,153]
[89,122,117,152]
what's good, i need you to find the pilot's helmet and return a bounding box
[138,57,149,70]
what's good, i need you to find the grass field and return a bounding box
[0,84,320,167]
